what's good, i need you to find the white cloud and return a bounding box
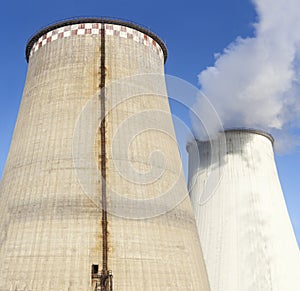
[193,0,300,148]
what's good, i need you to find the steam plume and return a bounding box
[194,0,300,151]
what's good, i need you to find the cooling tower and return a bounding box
[0,18,210,290]
[187,129,300,291]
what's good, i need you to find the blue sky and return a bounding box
[0,0,299,247]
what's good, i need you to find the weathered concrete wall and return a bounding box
[187,129,300,291]
[0,20,210,290]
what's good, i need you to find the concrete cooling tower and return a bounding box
[0,18,210,290]
[187,129,300,291]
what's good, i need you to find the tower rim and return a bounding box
[223,128,274,144]
[186,128,274,152]
[25,17,168,63]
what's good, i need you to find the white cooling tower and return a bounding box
[187,129,300,291]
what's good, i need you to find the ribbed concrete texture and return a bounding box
[0,19,210,290]
[187,129,300,291]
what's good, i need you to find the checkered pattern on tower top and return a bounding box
[30,23,164,60]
